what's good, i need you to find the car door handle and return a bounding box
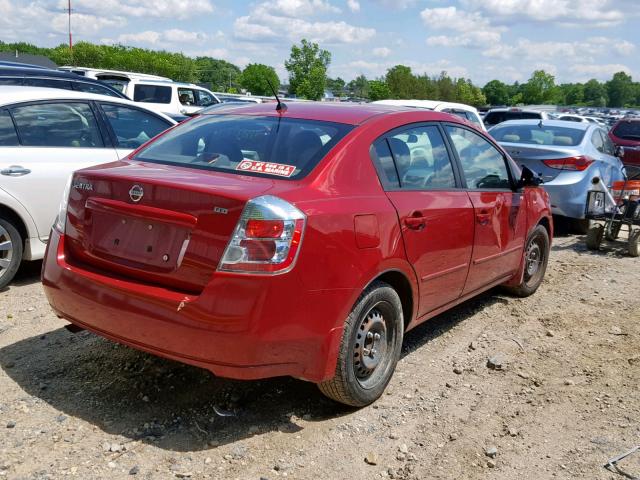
[1,166,31,176]
[404,214,426,230]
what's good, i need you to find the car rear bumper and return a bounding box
[42,230,352,383]
[543,174,591,219]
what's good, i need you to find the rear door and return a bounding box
[370,124,474,316]
[444,124,527,295]
[0,101,118,239]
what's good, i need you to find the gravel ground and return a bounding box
[0,232,639,480]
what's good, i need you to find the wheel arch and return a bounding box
[365,268,416,332]
[0,204,28,246]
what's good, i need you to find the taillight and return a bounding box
[218,195,305,274]
[543,156,594,171]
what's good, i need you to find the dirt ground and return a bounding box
[0,231,639,480]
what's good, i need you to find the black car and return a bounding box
[0,65,127,99]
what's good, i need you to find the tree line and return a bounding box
[1,39,638,107]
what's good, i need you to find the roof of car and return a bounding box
[0,86,176,123]
[491,119,592,131]
[373,99,479,113]
[199,101,419,125]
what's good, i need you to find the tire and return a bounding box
[318,281,404,407]
[628,229,640,258]
[571,218,592,235]
[504,225,550,298]
[605,222,621,241]
[0,218,23,290]
[586,223,604,251]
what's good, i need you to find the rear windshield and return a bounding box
[134,114,353,180]
[490,124,585,146]
[613,121,640,140]
[134,84,171,104]
[485,111,542,126]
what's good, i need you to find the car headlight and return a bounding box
[54,175,73,234]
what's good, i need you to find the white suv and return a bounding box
[0,86,176,288]
[122,80,220,118]
[373,99,486,131]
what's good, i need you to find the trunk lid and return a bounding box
[502,144,583,182]
[64,160,275,294]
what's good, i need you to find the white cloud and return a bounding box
[570,63,632,81]
[65,0,214,20]
[372,47,391,57]
[116,29,210,47]
[427,31,501,48]
[233,4,374,44]
[263,0,341,17]
[463,0,626,27]
[420,6,490,32]
[347,0,360,12]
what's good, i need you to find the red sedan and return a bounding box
[42,102,552,406]
[609,118,640,169]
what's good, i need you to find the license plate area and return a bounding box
[88,211,190,272]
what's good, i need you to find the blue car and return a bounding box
[490,119,626,232]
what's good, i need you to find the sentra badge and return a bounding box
[72,181,93,191]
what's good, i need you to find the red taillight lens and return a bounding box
[245,219,285,238]
[218,196,306,275]
[543,156,593,171]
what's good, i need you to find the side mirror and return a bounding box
[518,165,543,188]
[615,145,625,158]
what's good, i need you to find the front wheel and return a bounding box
[318,281,403,407]
[0,218,23,290]
[504,225,550,298]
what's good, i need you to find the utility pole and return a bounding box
[68,0,73,62]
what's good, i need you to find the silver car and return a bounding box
[489,120,625,232]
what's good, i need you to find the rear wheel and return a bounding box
[586,223,604,251]
[318,281,403,407]
[628,229,640,257]
[0,218,23,290]
[504,225,549,298]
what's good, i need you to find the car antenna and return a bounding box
[266,78,286,112]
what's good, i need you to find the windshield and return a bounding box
[134,114,353,180]
[490,124,586,146]
[613,121,640,140]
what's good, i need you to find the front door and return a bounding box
[444,125,527,295]
[370,124,474,317]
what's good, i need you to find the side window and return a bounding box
[387,125,456,190]
[370,138,400,189]
[23,78,73,90]
[0,110,19,146]
[591,130,605,153]
[101,103,171,149]
[73,82,121,98]
[0,77,23,86]
[445,125,511,190]
[178,88,197,106]
[196,89,217,107]
[133,85,172,104]
[600,130,616,155]
[11,102,104,148]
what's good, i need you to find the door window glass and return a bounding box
[178,88,197,106]
[601,130,616,155]
[11,102,104,148]
[370,138,400,189]
[101,103,171,149]
[591,130,605,153]
[446,125,511,189]
[73,82,121,97]
[387,126,456,189]
[196,89,217,107]
[23,78,73,90]
[0,110,19,146]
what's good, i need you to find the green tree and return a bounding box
[285,39,331,100]
[194,57,241,91]
[368,80,390,101]
[482,80,509,106]
[561,83,584,105]
[606,71,634,107]
[238,63,279,96]
[522,70,558,104]
[385,65,416,99]
[583,79,608,107]
[348,74,369,98]
[435,71,456,102]
[326,77,346,96]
